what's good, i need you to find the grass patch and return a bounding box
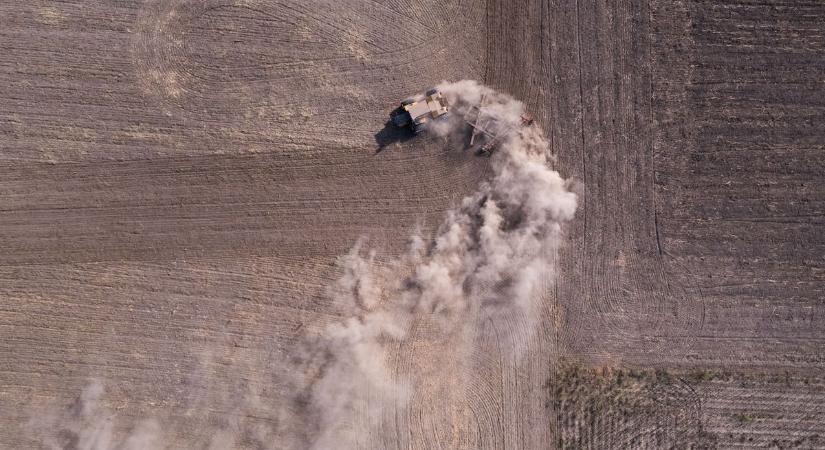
[735,413,755,424]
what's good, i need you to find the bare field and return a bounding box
[1,0,824,449]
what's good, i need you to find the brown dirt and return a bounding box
[1,0,823,448]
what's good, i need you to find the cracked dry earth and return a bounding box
[2,1,824,449]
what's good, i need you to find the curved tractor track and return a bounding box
[2,0,824,449]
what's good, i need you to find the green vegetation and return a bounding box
[694,369,719,381]
[549,364,717,448]
[735,413,755,424]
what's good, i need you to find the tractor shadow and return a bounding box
[374,120,415,153]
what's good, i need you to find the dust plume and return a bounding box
[28,381,164,450]
[31,81,576,449]
[303,80,577,449]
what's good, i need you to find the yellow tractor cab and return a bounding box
[390,88,450,134]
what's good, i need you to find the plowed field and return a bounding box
[2,1,823,448]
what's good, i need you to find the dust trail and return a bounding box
[29,381,164,450]
[304,80,577,449]
[32,81,576,449]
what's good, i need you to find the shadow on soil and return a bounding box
[374,120,415,153]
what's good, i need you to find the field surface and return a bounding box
[1,0,823,448]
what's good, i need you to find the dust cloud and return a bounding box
[304,80,576,449]
[32,81,576,449]
[28,381,163,450]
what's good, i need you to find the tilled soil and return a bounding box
[2,0,823,448]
